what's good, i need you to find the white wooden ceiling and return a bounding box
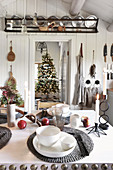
[63,0,113,24]
[0,0,113,24]
[83,0,113,24]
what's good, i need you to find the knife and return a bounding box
[110,44,113,62]
[103,44,107,62]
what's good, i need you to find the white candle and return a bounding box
[28,91,31,113]
[95,94,100,123]
[103,67,107,95]
[24,81,28,113]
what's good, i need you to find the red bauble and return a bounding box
[18,120,27,129]
[42,118,49,126]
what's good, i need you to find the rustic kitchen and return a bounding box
[0,0,113,169]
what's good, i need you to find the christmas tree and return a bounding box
[36,52,59,100]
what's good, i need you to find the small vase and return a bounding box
[7,104,16,127]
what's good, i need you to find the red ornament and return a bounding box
[18,120,27,129]
[42,118,49,126]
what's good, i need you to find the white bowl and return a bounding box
[36,125,61,147]
[60,134,76,150]
[54,104,69,114]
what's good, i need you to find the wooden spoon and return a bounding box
[7,65,16,85]
[7,41,15,61]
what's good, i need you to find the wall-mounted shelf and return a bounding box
[4,16,99,33]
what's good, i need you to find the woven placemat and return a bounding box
[0,113,23,124]
[27,127,94,163]
[0,126,12,149]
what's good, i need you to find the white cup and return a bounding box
[70,114,81,128]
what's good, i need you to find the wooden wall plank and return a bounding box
[16,0,24,16]
[7,35,29,99]
[26,0,35,16]
[0,0,113,107]
[37,0,46,16]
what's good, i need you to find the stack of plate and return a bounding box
[33,130,76,158]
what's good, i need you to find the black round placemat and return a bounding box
[0,126,12,149]
[0,113,23,124]
[27,127,94,163]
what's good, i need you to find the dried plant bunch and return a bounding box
[0,80,23,106]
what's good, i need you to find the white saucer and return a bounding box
[33,131,76,158]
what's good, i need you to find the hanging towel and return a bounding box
[76,43,85,106]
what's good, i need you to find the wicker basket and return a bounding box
[39,26,48,31]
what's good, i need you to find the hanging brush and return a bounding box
[103,44,107,62]
[110,44,113,62]
[89,50,96,78]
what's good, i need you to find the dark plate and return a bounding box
[11,15,22,26]
[48,16,60,25]
[37,16,47,26]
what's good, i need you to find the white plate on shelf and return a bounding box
[33,131,76,158]
[72,15,84,27]
[60,16,72,27]
[85,15,97,28]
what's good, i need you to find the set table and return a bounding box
[0,110,113,169]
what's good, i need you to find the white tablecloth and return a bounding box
[0,110,113,164]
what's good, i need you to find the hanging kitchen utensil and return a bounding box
[110,44,113,62]
[111,64,113,79]
[76,43,85,107]
[103,44,107,62]
[107,64,109,80]
[7,41,15,62]
[89,50,96,78]
[7,65,16,86]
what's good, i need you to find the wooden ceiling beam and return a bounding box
[107,23,113,32]
[69,0,86,16]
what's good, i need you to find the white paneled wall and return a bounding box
[0,0,113,109]
[0,35,29,99]
[0,31,8,97]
